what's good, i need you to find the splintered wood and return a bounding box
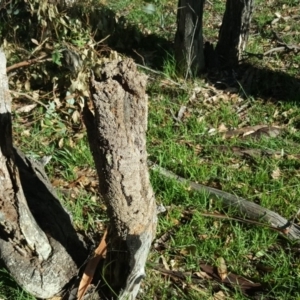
[0,49,87,299]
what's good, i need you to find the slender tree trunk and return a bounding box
[0,50,88,299]
[84,59,157,299]
[174,0,206,77]
[216,0,254,68]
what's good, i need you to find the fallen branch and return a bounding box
[264,31,300,56]
[195,211,289,233]
[10,91,48,109]
[6,54,51,72]
[263,46,286,56]
[149,161,300,242]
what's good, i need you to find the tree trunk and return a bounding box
[174,0,206,77]
[0,50,88,299]
[84,59,157,299]
[216,0,254,68]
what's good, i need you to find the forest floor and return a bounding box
[1,0,300,299]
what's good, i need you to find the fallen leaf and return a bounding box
[77,229,107,300]
[170,259,177,270]
[271,167,281,180]
[16,103,37,113]
[160,255,170,271]
[217,257,228,281]
[72,110,80,123]
[223,125,281,140]
[198,234,209,240]
[179,245,197,256]
[188,283,208,295]
[224,234,233,246]
[208,128,217,135]
[218,123,228,133]
[194,271,212,280]
[274,11,281,18]
[213,290,227,300]
[200,264,262,295]
[31,38,40,45]
[177,105,187,122]
[153,229,174,250]
[21,129,31,137]
[58,138,64,148]
[24,79,31,91]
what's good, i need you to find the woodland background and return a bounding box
[1,0,300,299]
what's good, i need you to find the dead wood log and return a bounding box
[0,49,88,299]
[149,162,300,242]
[84,59,157,299]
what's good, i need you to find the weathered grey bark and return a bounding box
[84,59,157,299]
[150,162,300,241]
[216,0,254,68]
[174,0,206,76]
[0,50,87,299]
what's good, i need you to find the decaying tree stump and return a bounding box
[0,50,88,298]
[84,59,157,299]
[1,48,156,299]
[174,0,206,76]
[216,0,254,67]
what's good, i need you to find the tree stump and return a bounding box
[84,59,157,299]
[0,50,87,299]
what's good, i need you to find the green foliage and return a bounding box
[51,48,63,66]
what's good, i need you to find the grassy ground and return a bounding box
[1,0,300,299]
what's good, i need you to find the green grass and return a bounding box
[2,0,300,299]
[0,269,35,300]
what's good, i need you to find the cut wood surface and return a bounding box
[0,49,87,299]
[84,59,157,299]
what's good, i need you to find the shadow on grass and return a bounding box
[81,4,300,104]
[2,1,298,104]
[68,3,174,70]
[238,62,300,103]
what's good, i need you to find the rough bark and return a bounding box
[84,59,157,299]
[174,0,206,76]
[0,50,87,299]
[216,0,254,68]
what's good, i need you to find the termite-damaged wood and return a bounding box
[84,59,157,299]
[0,50,88,299]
